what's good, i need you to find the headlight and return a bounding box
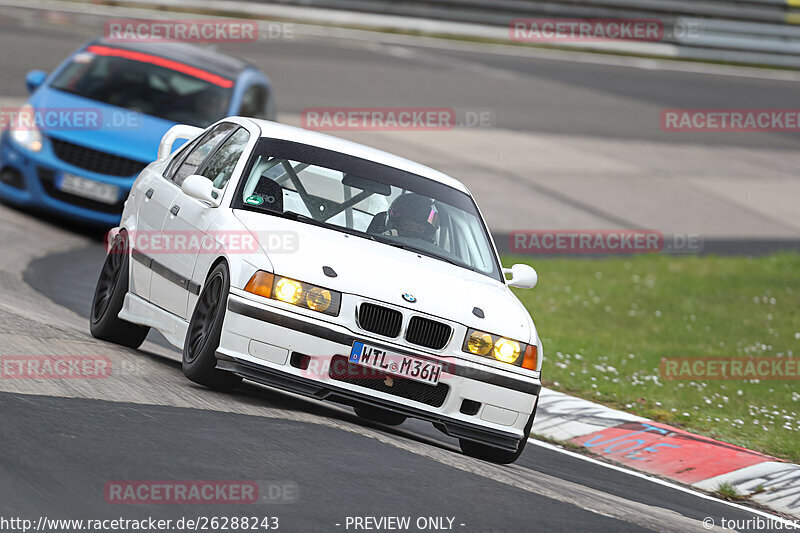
[463,328,538,370]
[493,338,521,363]
[275,277,302,304]
[244,271,341,316]
[9,104,42,152]
[306,287,333,312]
[466,331,493,356]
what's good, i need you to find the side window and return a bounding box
[164,138,197,181]
[172,122,236,186]
[238,85,269,119]
[199,128,251,193]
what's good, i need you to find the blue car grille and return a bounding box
[50,137,146,177]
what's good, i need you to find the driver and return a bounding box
[383,193,439,244]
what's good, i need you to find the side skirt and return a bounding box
[119,292,189,350]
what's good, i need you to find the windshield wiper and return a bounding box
[280,210,327,228]
[373,238,468,269]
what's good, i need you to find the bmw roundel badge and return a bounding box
[402,293,417,303]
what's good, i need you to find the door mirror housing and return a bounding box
[25,70,47,94]
[181,175,217,204]
[503,264,537,289]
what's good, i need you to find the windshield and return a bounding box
[49,46,232,127]
[233,138,502,281]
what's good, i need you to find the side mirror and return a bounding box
[503,264,537,289]
[25,70,47,94]
[181,175,216,204]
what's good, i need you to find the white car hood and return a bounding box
[234,210,534,343]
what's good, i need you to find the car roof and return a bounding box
[85,38,251,81]
[242,118,470,195]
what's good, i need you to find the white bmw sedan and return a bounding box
[90,116,543,464]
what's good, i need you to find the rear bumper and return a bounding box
[218,292,541,451]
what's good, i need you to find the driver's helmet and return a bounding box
[385,193,439,243]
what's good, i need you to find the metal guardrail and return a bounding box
[258,0,800,67]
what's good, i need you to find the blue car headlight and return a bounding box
[9,104,43,152]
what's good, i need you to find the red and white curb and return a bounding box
[534,389,800,519]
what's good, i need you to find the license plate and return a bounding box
[59,173,119,204]
[349,341,442,385]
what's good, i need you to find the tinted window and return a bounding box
[239,85,268,119]
[50,48,233,127]
[200,128,251,192]
[164,138,197,181]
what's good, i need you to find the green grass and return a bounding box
[715,482,745,501]
[504,253,800,462]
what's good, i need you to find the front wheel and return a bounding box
[90,233,149,348]
[182,262,242,392]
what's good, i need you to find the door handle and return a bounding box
[170,205,180,216]
[145,188,154,199]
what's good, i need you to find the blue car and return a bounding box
[0,38,275,226]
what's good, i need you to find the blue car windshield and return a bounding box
[49,46,232,127]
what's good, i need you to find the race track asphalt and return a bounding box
[4,227,778,532]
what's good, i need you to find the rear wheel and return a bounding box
[354,405,407,426]
[459,398,538,465]
[182,262,241,392]
[90,233,149,348]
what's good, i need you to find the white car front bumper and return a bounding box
[217,292,541,451]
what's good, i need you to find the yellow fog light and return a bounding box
[306,287,332,312]
[467,331,493,356]
[493,338,521,364]
[275,277,302,304]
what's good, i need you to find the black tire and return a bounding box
[459,397,539,465]
[182,262,241,392]
[90,233,150,348]
[354,405,407,426]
